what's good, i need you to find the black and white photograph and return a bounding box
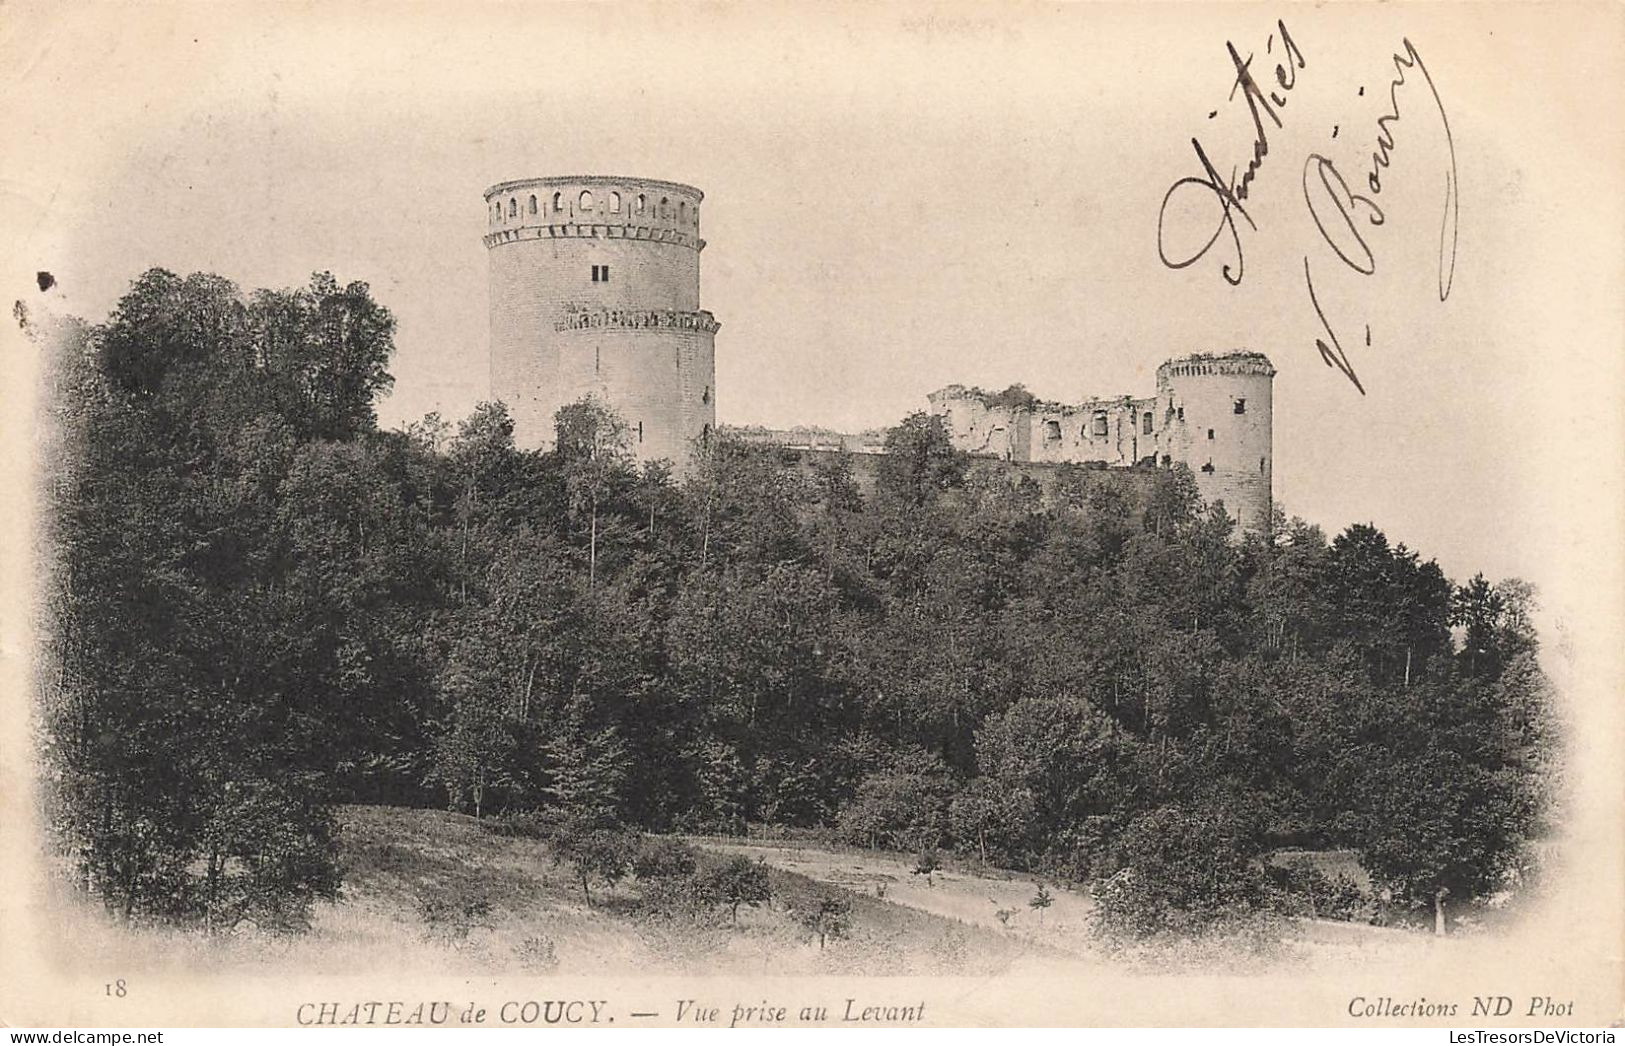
[1,0,1621,1031]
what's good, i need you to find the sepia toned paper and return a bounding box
[1,0,1621,1029]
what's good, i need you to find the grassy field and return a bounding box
[688,838,1095,955]
[42,805,1067,977]
[39,804,1429,977]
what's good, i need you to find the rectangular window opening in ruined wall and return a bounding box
[1234,398,1247,414]
[1092,412,1108,437]
[1207,428,1215,440]
[638,421,644,443]
[1044,420,1061,441]
[1142,413,1153,435]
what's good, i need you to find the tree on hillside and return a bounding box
[43,268,397,928]
[1028,883,1053,925]
[542,703,629,831]
[1355,663,1551,934]
[549,824,636,907]
[1090,803,1272,939]
[877,411,968,507]
[248,272,396,440]
[555,397,634,588]
[708,856,773,924]
[793,893,852,950]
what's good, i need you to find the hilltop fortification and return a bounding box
[928,352,1275,533]
[482,177,1274,533]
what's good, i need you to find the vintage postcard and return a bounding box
[1,0,1621,1030]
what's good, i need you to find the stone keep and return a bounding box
[928,352,1275,535]
[484,176,718,467]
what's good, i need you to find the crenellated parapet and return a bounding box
[555,307,720,334]
[1156,351,1277,383]
[484,176,705,251]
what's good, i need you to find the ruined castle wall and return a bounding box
[926,389,1026,460]
[929,352,1274,536]
[1023,396,1160,466]
[784,449,1169,521]
[485,176,714,469]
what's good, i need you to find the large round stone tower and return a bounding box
[1155,352,1276,535]
[484,175,718,467]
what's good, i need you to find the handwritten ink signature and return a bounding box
[1301,39,1460,394]
[1156,21,1308,286]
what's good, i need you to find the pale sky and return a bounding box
[4,1,1622,623]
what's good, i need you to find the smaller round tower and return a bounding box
[1155,352,1275,535]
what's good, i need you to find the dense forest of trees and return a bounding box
[34,269,1558,939]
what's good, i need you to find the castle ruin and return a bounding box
[928,352,1275,534]
[484,176,717,464]
[484,176,1274,533]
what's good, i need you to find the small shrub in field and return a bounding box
[549,823,639,907]
[912,851,940,887]
[632,838,699,881]
[417,894,492,943]
[1029,883,1053,924]
[1089,804,1272,940]
[632,839,711,919]
[706,856,772,924]
[516,934,559,971]
[792,892,851,949]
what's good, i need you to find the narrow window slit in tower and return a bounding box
[1207,428,1215,440]
[1234,397,1247,414]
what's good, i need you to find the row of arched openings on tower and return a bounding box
[493,189,696,226]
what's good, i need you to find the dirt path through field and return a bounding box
[690,840,1097,957]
